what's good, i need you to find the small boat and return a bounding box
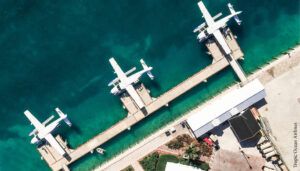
[96,148,105,154]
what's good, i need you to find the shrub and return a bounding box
[121,165,134,171]
[139,152,159,171]
[177,134,193,144]
[166,139,184,149]
[195,141,213,157]
[166,134,193,150]
[199,162,210,171]
[188,160,210,171]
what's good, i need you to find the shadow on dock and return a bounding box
[63,153,72,161]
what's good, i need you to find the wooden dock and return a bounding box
[38,28,245,171]
[206,28,243,63]
[120,83,153,115]
[206,28,247,82]
[37,135,73,170]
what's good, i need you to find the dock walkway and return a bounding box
[205,28,247,83]
[120,83,153,115]
[49,55,243,171]
[40,28,245,171]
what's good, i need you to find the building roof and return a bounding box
[229,109,261,142]
[186,79,265,138]
[165,162,204,171]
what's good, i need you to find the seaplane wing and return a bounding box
[109,58,127,83]
[125,85,144,109]
[198,1,214,26]
[213,30,231,54]
[44,134,65,156]
[29,115,55,136]
[24,110,45,131]
[215,13,235,27]
[108,78,119,87]
[108,67,137,86]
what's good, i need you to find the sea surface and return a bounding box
[0,0,299,170]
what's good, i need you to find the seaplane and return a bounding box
[108,57,154,110]
[193,1,242,55]
[24,108,72,157]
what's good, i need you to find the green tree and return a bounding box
[121,165,134,171]
[184,143,199,160]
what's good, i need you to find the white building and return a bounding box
[186,79,266,138]
[165,162,204,171]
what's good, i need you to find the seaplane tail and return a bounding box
[227,3,242,25]
[55,108,72,127]
[140,59,154,80]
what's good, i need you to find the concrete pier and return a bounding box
[205,28,247,83]
[44,58,244,170]
[206,28,243,63]
[37,135,73,167]
[227,54,248,83]
[38,28,245,171]
[120,83,153,115]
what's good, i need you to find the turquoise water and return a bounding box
[0,0,299,170]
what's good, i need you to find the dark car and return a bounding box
[180,121,186,128]
[165,131,171,136]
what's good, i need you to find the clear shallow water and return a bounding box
[0,0,299,170]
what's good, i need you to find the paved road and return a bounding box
[98,124,191,171]
[258,64,300,170]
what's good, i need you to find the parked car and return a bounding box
[170,127,176,133]
[165,130,171,136]
[180,121,186,128]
